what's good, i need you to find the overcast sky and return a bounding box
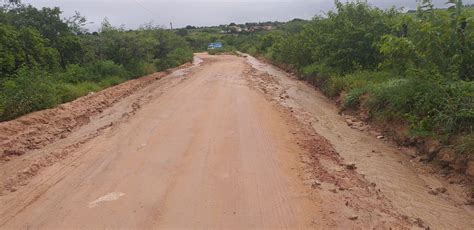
[22,0,473,31]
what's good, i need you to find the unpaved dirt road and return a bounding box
[0,54,472,229]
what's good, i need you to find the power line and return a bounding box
[132,0,156,17]
[131,0,174,29]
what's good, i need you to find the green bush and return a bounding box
[429,81,473,135]
[341,71,397,90]
[0,68,60,121]
[98,76,126,88]
[321,76,347,98]
[301,64,333,85]
[0,4,196,121]
[86,60,128,81]
[366,78,413,117]
[343,88,367,109]
[366,77,473,137]
[126,61,156,77]
[156,47,193,70]
[56,82,101,103]
[59,64,89,83]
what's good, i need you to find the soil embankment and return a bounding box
[244,54,474,229]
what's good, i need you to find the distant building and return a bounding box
[229,26,242,33]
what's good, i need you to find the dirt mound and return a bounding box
[0,67,185,163]
[244,67,412,228]
[243,54,474,229]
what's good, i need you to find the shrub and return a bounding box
[0,68,60,120]
[86,60,128,81]
[156,47,193,70]
[431,81,473,135]
[126,62,156,77]
[321,76,347,98]
[98,76,126,88]
[341,71,397,90]
[366,77,473,137]
[56,82,101,103]
[343,88,367,109]
[366,78,414,120]
[59,64,89,83]
[301,64,332,85]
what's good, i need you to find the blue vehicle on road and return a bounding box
[208,42,223,49]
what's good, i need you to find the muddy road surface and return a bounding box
[0,54,472,229]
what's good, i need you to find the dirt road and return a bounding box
[0,54,472,229]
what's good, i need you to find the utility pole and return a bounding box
[170,22,173,30]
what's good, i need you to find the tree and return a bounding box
[66,11,89,35]
[0,24,23,77]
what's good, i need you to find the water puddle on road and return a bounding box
[170,56,203,78]
[88,192,125,208]
[246,56,283,77]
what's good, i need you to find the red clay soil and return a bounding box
[0,66,189,162]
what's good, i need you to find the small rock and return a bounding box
[466,161,474,177]
[413,218,430,229]
[415,156,424,162]
[428,189,438,195]
[424,139,441,155]
[376,135,384,139]
[345,119,353,126]
[435,187,447,194]
[4,149,25,156]
[428,145,439,155]
[439,148,456,163]
[369,130,382,137]
[313,180,322,186]
[345,163,357,170]
[348,215,358,220]
[428,187,447,196]
[465,199,474,205]
[405,149,418,158]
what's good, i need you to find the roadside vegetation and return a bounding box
[251,1,473,157]
[178,1,473,162]
[0,2,193,121]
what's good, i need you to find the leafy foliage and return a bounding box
[0,4,193,121]
[226,0,473,149]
